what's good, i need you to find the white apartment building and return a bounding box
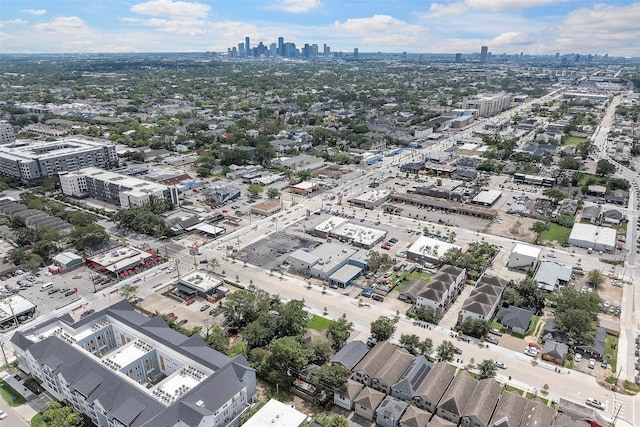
[461,93,512,117]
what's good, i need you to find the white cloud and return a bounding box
[334,15,429,50]
[126,17,208,36]
[33,17,90,34]
[131,0,211,18]
[0,19,28,28]
[269,0,323,14]
[20,9,46,16]
[428,0,568,17]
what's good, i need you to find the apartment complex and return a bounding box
[461,93,512,117]
[0,138,117,181]
[59,167,179,208]
[10,301,257,427]
[0,121,15,144]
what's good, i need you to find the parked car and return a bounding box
[601,359,608,369]
[586,397,605,410]
[0,409,7,419]
[47,288,60,295]
[588,358,596,369]
[199,259,208,264]
[177,319,188,325]
[80,309,95,319]
[489,328,503,336]
[64,290,76,297]
[574,353,582,362]
[495,361,507,369]
[371,294,385,302]
[185,299,196,305]
[454,347,463,355]
[485,336,499,345]
[200,304,211,312]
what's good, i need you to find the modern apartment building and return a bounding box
[0,138,117,181]
[10,301,257,427]
[59,167,179,208]
[461,93,512,117]
[0,120,15,144]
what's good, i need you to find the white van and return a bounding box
[40,282,54,292]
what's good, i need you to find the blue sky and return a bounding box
[1,0,639,56]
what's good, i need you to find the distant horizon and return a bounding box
[1,1,639,57]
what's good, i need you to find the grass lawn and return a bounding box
[395,271,432,292]
[539,223,572,245]
[562,136,589,146]
[31,413,43,427]
[604,335,619,372]
[505,385,524,396]
[0,379,27,406]
[307,315,332,331]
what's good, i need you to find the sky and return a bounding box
[1,0,639,57]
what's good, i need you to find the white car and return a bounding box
[166,266,176,273]
[586,397,605,410]
[495,361,507,369]
[574,353,582,362]
[0,410,6,419]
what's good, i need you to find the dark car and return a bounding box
[177,319,188,325]
[200,304,211,312]
[64,289,76,297]
[199,259,209,264]
[80,309,95,319]
[454,347,463,355]
[47,288,60,295]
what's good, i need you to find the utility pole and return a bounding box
[0,341,8,369]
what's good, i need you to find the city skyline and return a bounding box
[0,0,639,57]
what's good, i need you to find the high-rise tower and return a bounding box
[480,46,488,63]
[245,37,251,57]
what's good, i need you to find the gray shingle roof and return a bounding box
[489,390,527,427]
[331,340,370,370]
[438,370,477,417]
[392,356,433,399]
[498,306,534,331]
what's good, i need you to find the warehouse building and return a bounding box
[567,223,616,252]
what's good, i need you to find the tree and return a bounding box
[596,159,616,176]
[310,365,351,402]
[587,269,605,290]
[119,284,139,302]
[542,188,567,205]
[245,314,277,349]
[68,223,109,250]
[267,188,280,199]
[551,289,601,344]
[222,289,272,331]
[436,340,455,362]
[370,316,397,342]
[273,299,308,338]
[247,183,264,197]
[367,251,393,273]
[558,156,581,170]
[400,333,421,355]
[308,338,333,365]
[418,338,433,356]
[314,413,349,427]
[327,315,353,351]
[265,336,312,387]
[206,324,229,354]
[459,317,489,338]
[477,359,498,379]
[40,402,84,427]
[530,221,549,237]
[5,248,27,265]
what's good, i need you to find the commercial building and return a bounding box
[171,270,225,301]
[508,243,541,271]
[567,223,616,252]
[407,236,461,265]
[202,181,241,205]
[10,301,256,427]
[59,167,179,208]
[243,399,307,427]
[287,242,368,287]
[350,189,392,210]
[0,121,15,144]
[85,244,160,278]
[0,138,117,181]
[0,295,37,330]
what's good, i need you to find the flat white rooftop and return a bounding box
[86,246,155,272]
[314,216,349,234]
[243,399,307,427]
[511,243,541,258]
[179,270,222,293]
[331,223,387,246]
[352,189,392,203]
[408,235,461,260]
[0,295,36,322]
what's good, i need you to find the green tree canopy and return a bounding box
[327,315,353,351]
[596,159,616,176]
[477,359,498,379]
[370,316,397,342]
[265,336,312,387]
[399,333,421,355]
[40,402,84,427]
[436,340,455,362]
[367,251,393,273]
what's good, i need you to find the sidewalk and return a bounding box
[1,369,47,424]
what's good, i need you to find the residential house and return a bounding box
[391,356,433,401]
[542,319,568,344]
[575,327,607,361]
[497,306,535,335]
[399,405,430,427]
[459,276,507,322]
[331,340,370,371]
[334,379,365,410]
[416,265,466,317]
[377,395,409,427]
[558,199,578,216]
[488,391,527,427]
[605,189,627,205]
[602,209,624,226]
[269,138,312,152]
[354,386,386,421]
[427,416,457,427]
[520,399,555,427]
[581,205,601,223]
[414,362,456,413]
[460,378,501,427]
[533,261,572,291]
[352,341,397,387]
[399,279,426,304]
[436,370,478,425]
[370,348,414,395]
[541,340,569,365]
